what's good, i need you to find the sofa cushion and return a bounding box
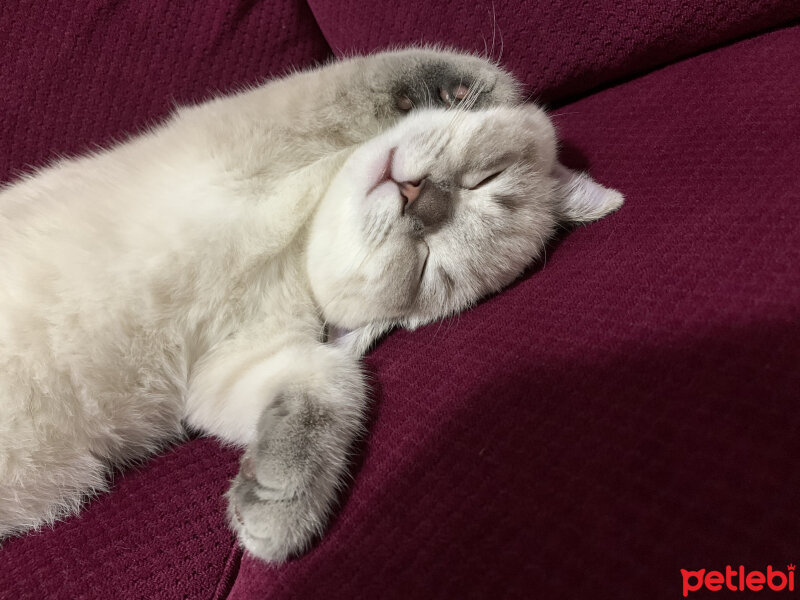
[228,25,800,599]
[0,0,331,184]
[1,2,797,598]
[308,0,800,103]
[0,440,240,599]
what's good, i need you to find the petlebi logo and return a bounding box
[681,564,795,596]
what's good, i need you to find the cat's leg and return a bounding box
[186,336,365,562]
[315,48,525,145]
[195,48,523,160]
[0,367,185,539]
[0,416,110,539]
[0,457,109,540]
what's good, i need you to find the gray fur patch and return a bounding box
[437,266,456,298]
[406,181,454,232]
[495,193,522,212]
[390,60,485,111]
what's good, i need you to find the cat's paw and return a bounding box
[393,72,476,112]
[226,392,341,562]
[380,49,521,113]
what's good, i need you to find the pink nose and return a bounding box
[398,180,423,204]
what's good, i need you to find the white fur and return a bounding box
[0,48,622,559]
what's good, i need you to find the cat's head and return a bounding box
[307,105,623,332]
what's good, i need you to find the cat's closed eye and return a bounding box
[461,155,519,190]
[464,168,505,190]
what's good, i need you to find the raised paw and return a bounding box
[383,50,521,114]
[396,79,475,112]
[226,391,346,562]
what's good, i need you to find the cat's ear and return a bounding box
[552,163,624,223]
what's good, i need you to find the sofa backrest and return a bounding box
[307,0,800,104]
[0,0,331,183]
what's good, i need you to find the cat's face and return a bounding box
[307,105,622,330]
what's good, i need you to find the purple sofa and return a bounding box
[2,2,798,598]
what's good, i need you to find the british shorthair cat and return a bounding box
[0,48,622,561]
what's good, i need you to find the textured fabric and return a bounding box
[308,0,800,104]
[229,26,800,599]
[0,0,331,185]
[1,1,798,598]
[0,439,241,600]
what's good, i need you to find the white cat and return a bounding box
[0,48,622,561]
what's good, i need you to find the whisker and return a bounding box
[490,2,497,62]
[548,110,580,119]
[493,3,505,65]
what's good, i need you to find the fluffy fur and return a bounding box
[0,48,623,561]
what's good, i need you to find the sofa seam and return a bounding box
[303,0,339,54]
[210,535,243,600]
[549,17,800,107]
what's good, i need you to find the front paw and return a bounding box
[393,64,479,112]
[226,392,341,562]
[381,49,521,113]
[227,454,323,563]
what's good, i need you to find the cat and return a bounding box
[0,47,623,561]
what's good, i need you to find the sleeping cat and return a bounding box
[0,48,622,561]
